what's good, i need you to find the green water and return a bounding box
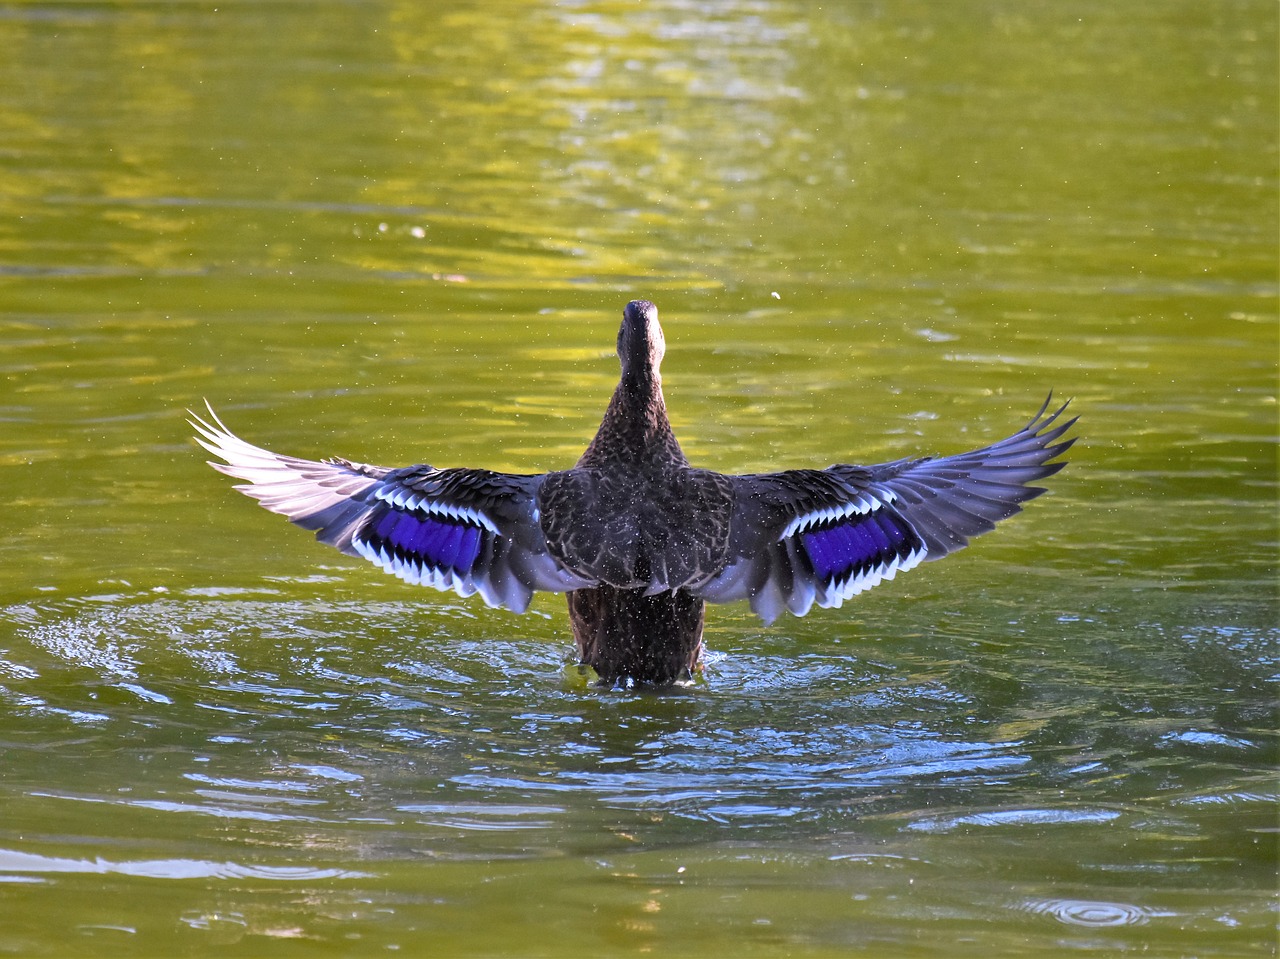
[1,1,1276,956]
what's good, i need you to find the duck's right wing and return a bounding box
[191,405,593,612]
[696,398,1077,623]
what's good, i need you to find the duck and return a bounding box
[192,300,1076,687]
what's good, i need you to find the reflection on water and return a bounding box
[0,0,1276,955]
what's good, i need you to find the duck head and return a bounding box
[617,300,665,380]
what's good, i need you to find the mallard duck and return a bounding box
[192,300,1075,686]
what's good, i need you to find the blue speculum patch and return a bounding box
[802,512,916,580]
[371,509,482,573]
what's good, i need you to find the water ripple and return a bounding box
[907,807,1123,833]
[0,848,366,881]
[1020,897,1172,928]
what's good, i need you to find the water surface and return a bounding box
[0,1,1276,956]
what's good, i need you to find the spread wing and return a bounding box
[190,405,591,612]
[696,397,1077,623]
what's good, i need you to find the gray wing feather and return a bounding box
[190,404,591,612]
[850,395,1076,558]
[697,397,1076,623]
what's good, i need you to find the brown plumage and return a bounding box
[192,300,1076,686]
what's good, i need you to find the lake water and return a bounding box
[1,1,1276,956]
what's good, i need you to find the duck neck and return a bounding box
[579,367,686,468]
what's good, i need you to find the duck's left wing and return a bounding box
[696,398,1077,623]
[190,405,591,612]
